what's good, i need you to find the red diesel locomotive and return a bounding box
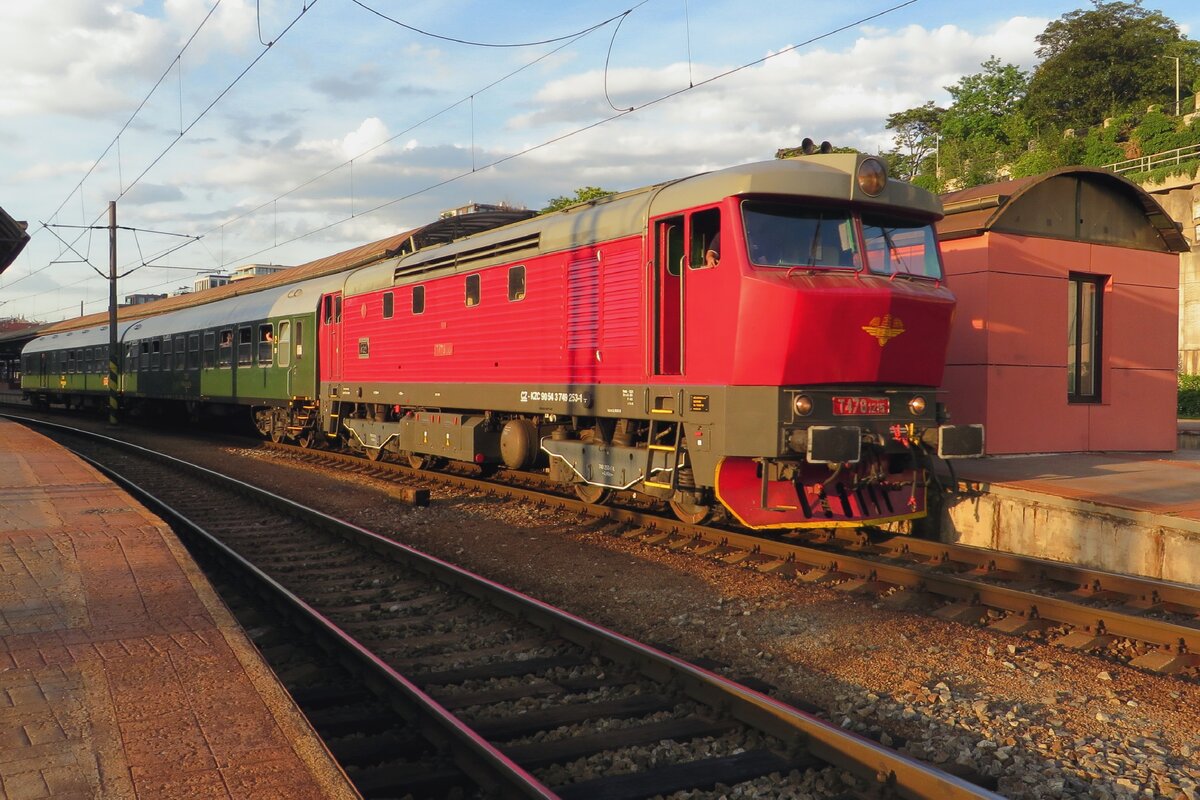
[319,153,982,528]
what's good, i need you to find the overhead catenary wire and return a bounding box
[23,0,920,318]
[3,0,321,298]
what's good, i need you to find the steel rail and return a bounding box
[73,450,559,800]
[13,415,1003,800]
[264,441,1200,661]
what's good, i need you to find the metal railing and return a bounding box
[1104,141,1200,175]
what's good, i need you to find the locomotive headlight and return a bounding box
[857,157,887,196]
[793,394,813,416]
[908,395,927,416]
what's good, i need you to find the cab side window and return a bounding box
[689,208,721,270]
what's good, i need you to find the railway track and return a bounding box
[18,416,1000,800]
[262,439,1200,678]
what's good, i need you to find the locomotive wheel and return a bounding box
[365,446,385,462]
[669,492,713,525]
[296,429,317,449]
[574,483,613,505]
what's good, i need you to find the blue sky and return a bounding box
[1,0,1197,322]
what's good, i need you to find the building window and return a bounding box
[1068,273,1104,403]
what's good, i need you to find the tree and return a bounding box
[939,57,1029,143]
[884,102,944,181]
[541,186,616,213]
[1024,1,1198,130]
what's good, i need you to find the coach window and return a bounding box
[238,327,253,365]
[465,274,480,307]
[187,334,200,369]
[508,266,526,301]
[218,330,233,367]
[257,325,273,364]
[412,285,425,314]
[127,343,138,372]
[294,321,304,359]
[1068,273,1105,403]
[688,209,721,270]
[67,350,76,373]
[175,336,186,371]
[277,321,291,367]
[203,332,216,368]
[149,340,161,371]
[383,291,394,319]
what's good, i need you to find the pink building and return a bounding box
[937,168,1187,454]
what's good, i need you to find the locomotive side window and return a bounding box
[277,321,291,367]
[323,295,333,324]
[383,291,394,319]
[218,330,233,367]
[742,203,858,270]
[238,327,253,365]
[465,274,481,307]
[508,266,526,301]
[203,332,216,368]
[861,213,942,279]
[412,286,425,315]
[257,324,273,364]
[187,334,200,369]
[689,209,721,270]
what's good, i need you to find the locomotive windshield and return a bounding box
[861,213,943,279]
[742,203,859,270]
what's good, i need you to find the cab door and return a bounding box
[652,215,684,376]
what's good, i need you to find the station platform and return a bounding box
[948,444,1200,586]
[0,419,357,799]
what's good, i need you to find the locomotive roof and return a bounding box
[343,154,944,295]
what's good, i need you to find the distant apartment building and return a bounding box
[193,273,231,292]
[123,293,167,306]
[229,263,287,282]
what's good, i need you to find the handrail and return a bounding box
[1103,141,1200,175]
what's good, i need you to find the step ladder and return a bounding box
[286,402,320,436]
[643,412,681,491]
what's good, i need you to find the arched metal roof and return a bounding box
[936,167,1188,253]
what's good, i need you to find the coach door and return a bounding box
[652,215,685,375]
[319,292,343,385]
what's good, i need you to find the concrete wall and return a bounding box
[941,232,1178,454]
[1150,183,1200,373]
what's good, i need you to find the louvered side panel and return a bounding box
[600,246,641,350]
[567,255,600,351]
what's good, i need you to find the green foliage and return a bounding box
[1180,374,1200,417]
[940,58,1029,143]
[1024,1,1195,130]
[541,186,616,214]
[884,101,944,181]
[1009,147,1063,178]
[1134,110,1181,154]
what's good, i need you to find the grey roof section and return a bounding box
[344,154,941,295]
[22,321,141,355]
[0,206,29,275]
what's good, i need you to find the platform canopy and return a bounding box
[0,206,29,275]
[936,167,1189,254]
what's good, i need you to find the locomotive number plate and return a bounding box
[831,396,890,415]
